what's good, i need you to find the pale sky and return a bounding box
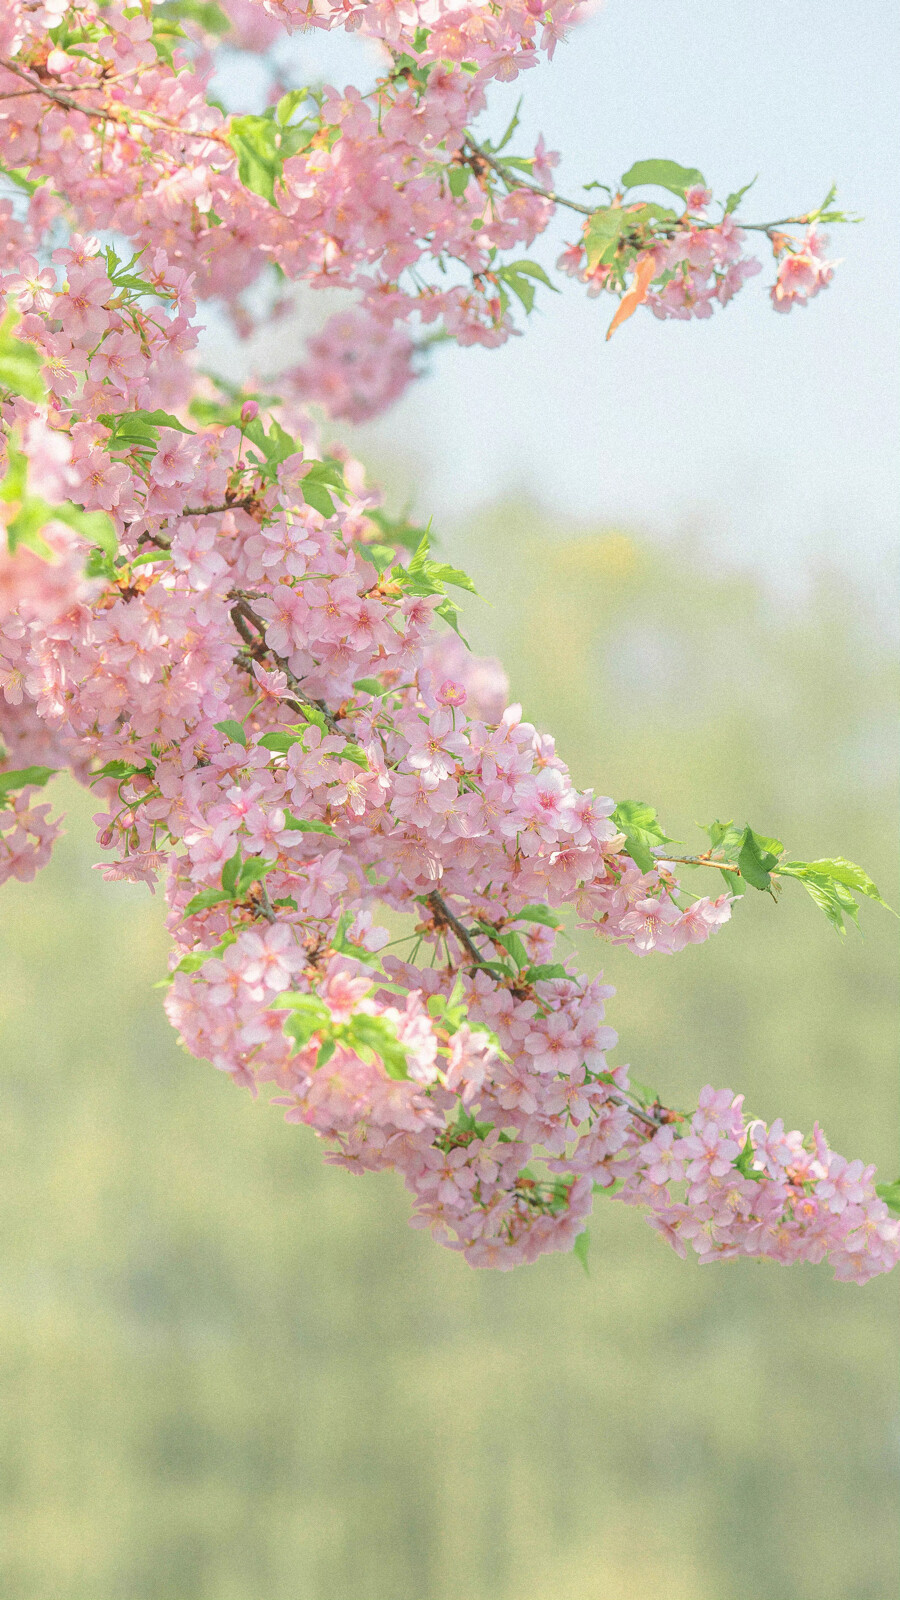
[205,0,899,603]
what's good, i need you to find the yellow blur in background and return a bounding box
[0,506,897,1600]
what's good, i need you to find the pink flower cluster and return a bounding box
[622,1090,898,1284]
[0,0,837,428]
[285,310,418,424]
[770,228,836,312]
[0,1,885,1281]
[558,213,764,324]
[0,236,894,1281]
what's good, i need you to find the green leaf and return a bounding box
[403,532,478,598]
[0,438,27,505]
[283,815,337,836]
[505,259,560,291]
[778,857,893,912]
[258,729,304,753]
[214,718,246,747]
[220,849,241,896]
[700,818,745,860]
[174,930,237,974]
[52,504,118,559]
[364,508,430,553]
[513,903,563,929]
[316,1038,337,1069]
[448,165,470,197]
[737,825,783,891]
[352,677,384,697]
[276,89,307,125]
[724,176,757,214]
[612,800,677,873]
[524,963,569,983]
[573,1228,590,1276]
[782,870,861,936]
[272,991,331,1051]
[301,480,336,518]
[497,267,536,313]
[184,888,233,915]
[0,764,57,796]
[875,1180,900,1217]
[583,206,630,270]
[4,495,54,557]
[0,310,46,402]
[156,0,229,34]
[91,760,144,783]
[734,1134,764,1182]
[620,159,706,198]
[134,407,192,434]
[495,930,529,970]
[131,548,172,569]
[340,744,368,769]
[236,856,275,895]
[348,1014,410,1080]
[494,97,522,152]
[228,113,282,206]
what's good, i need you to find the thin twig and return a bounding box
[229,593,343,735]
[425,889,487,967]
[0,56,228,147]
[461,136,812,237]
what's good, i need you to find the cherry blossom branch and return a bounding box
[425,888,486,966]
[0,57,228,147]
[228,593,343,734]
[460,136,595,216]
[460,135,817,236]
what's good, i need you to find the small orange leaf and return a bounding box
[605,252,657,341]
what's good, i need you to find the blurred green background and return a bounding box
[1,508,897,1600]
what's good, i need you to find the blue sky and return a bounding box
[206,0,898,600]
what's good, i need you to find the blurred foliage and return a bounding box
[0,506,897,1600]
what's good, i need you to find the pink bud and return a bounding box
[99,828,114,849]
[240,400,259,424]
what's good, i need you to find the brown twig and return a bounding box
[425,889,487,968]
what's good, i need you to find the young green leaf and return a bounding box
[301,480,335,517]
[0,310,46,402]
[236,856,275,895]
[724,176,757,214]
[349,1014,410,1080]
[783,870,861,935]
[778,857,894,911]
[583,206,630,271]
[228,113,282,205]
[734,1134,764,1182]
[573,1227,590,1275]
[620,159,706,198]
[494,929,529,969]
[283,815,337,836]
[214,718,247,747]
[875,1180,900,1217]
[0,764,57,796]
[512,903,563,929]
[220,849,241,896]
[184,888,233,915]
[612,800,677,873]
[737,825,783,891]
[448,165,470,197]
[258,729,305,753]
